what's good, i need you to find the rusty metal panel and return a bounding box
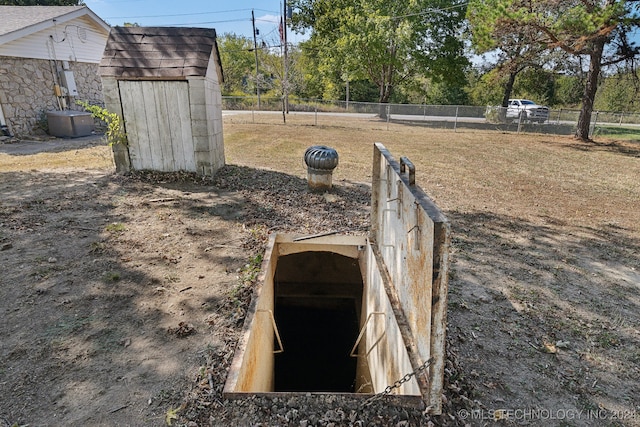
[361,244,420,396]
[370,143,450,414]
[224,233,278,393]
[277,234,365,259]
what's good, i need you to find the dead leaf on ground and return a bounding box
[205,314,216,326]
[543,341,557,354]
[168,321,196,338]
[165,406,181,426]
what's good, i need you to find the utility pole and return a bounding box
[252,9,261,109]
[346,79,350,110]
[283,1,289,114]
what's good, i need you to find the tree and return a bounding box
[467,22,548,107]
[467,0,640,141]
[596,68,640,112]
[290,0,468,110]
[259,40,290,98]
[466,67,507,106]
[217,33,257,95]
[553,74,584,107]
[510,68,555,104]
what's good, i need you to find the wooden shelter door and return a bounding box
[119,80,196,172]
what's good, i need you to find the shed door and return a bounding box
[119,80,196,172]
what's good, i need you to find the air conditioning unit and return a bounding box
[47,110,93,137]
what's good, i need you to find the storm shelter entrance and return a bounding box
[273,251,364,392]
[224,144,451,414]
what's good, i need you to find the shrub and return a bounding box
[76,101,127,146]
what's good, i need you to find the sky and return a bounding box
[84,0,308,44]
[83,0,639,64]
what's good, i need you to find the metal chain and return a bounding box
[361,358,432,407]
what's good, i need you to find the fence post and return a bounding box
[282,97,286,124]
[557,109,561,125]
[517,110,523,134]
[619,112,624,126]
[590,111,599,138]
[386,104,390,130]
[315,103,318,126]
[454,106,459,133]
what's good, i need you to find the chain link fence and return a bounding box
[222,96,640,139]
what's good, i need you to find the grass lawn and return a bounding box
[223,113,640,235]
[1,113,638,425]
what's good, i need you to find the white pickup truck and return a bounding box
[506,99,549,123]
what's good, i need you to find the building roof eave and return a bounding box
[0,6,110,47]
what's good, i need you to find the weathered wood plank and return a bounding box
[175,83,196,171]
[153,81,175,172]
[165,82,188,170]
[119,81,146,170]
[119,80,198,173]
[140,81,162,170]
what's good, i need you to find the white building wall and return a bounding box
[0,15,108,64]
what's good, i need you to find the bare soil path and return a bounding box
[1,119,639,426]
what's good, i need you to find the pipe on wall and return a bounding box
[0,101,11,136]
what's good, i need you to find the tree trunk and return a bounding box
[501,72,517,107]
[575,38,605,141]
[378,102,389,119]
[377,53,395,118]
[378,78,393,118]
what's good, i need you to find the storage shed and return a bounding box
[99,26,225,175]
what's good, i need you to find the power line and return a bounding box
[391,1,470,19]
[105,8,248,19]
[256,17,280,24]
[105,10,281,31]
[105,8,279,20]
[163,18,250,27]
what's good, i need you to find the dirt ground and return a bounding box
[1,120,639,427]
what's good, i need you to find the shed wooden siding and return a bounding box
[193,53,224,173]
[119,80,196,172]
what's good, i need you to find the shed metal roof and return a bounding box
[100,27,222,79]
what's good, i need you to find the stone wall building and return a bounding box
[0,6,109,137]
